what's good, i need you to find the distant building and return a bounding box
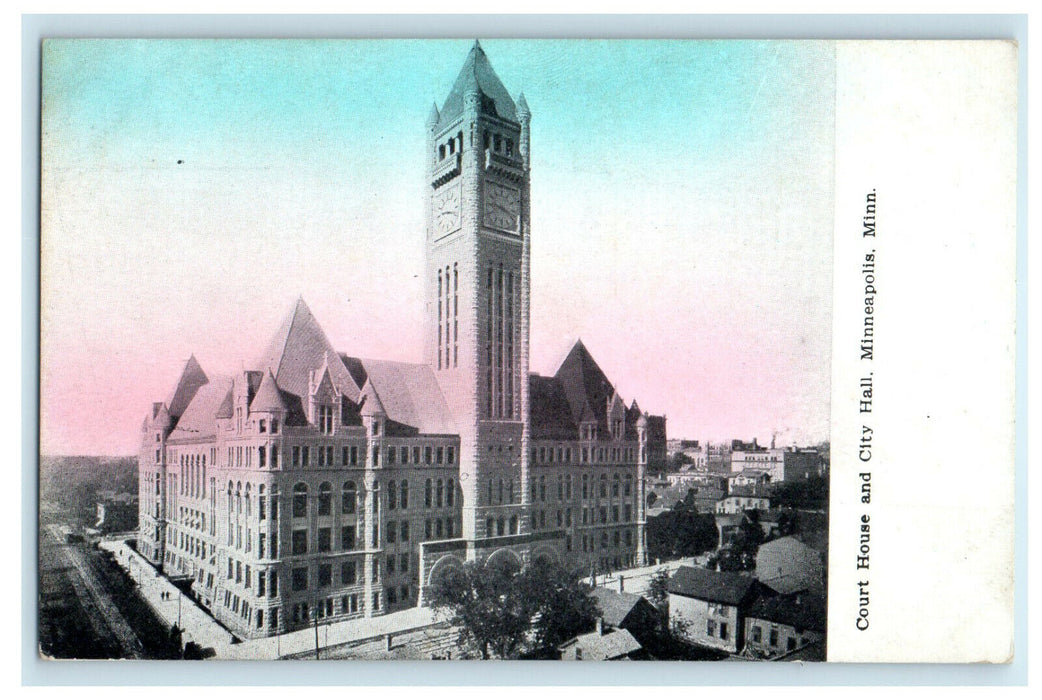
[783,449,825,481]
[728,469,772,491]
[715,495,770,515]
[95,491,139,533]
[666,566,762,654]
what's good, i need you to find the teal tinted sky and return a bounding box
[41,39,835,456]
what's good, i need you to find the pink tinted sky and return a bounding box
[41,39,834,456]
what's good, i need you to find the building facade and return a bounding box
[137,42,661,640]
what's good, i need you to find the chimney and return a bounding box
[618,574,625,592]
[596,617,604,635]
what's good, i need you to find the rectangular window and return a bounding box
[720,623,729,641]
[373,448,379,466]
[259,534,266,558]
[341,561,357,585]
[400,521,409,541]
[292,446,300,467]
[342,526,355,550]
[302,446,310,466]
[318,527,331,552]
[319,564,332,587]
[770,628,779,647]
[387,556,396,574]
[400,553,409,572]
[707,620,716,638]
[292,529,308,555]
[447,446,455,463]
[752,626,762,643]
[291,567,308,592]
[386,521,396,544]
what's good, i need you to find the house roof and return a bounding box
[667,566,758,606]
[746,592,826,633]
[558,628,642,660]
[589,588,652,628]
[755,536,824,595]
[529,374,578,440]
[438,41,518,130]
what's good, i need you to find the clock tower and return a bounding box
[424,41,533,554]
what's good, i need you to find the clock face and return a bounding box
[433,185,461,236]
[483,182,520,232]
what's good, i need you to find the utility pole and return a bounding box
[313,606,320,660]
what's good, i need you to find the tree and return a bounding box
[427,558,536,659]
[645,569,671,614]
[427,556,599,659]
[522,558,599,652]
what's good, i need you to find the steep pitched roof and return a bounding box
[755,536,824,595]
[589,588,654,629]
[168,375,234,442]
[438,40,518,130]
[529,374,578,440]
[167,355,208,419]
[343,357,456,436]
[667,566,758,606]
[553,339,615,432]
[256,298,361,404]
[559,628,642,660]
[249,370,287,413]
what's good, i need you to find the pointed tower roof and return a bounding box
[359,379,386,417]
[427,101,441,127]
[516,91,530,117]
[255,297,361,404]
[168,354,209,419]
[553,339,615,430]
[250,369,287,413]
[438,40,517,129]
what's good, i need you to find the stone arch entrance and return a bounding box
[484,547,524,573]
[530,545,560,567]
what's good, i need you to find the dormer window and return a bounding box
[318,405,334,435]
[259,419,267,434]
[371,420,381,437]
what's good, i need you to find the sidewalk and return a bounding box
[101,541,236,655]
[583,555,710,596]
[102,540,444,660]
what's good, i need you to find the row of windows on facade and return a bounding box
[436,129,516,163]
[748,624,799,651]
[523,502,636,531]
[526,472,637,503]
[485,264,517,419]
[437,263,459,370]
[531,445,639,466]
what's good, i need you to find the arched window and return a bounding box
[510,515,518,534]
[497,518,505,536]
[497,479,503,504]
[436,479,444,508]
[245,483,252,517]
[227,481,233,514]
[624,474,633,497]
[387,481,397,511]
[446,479,454,507]
[612,474,620,497]
[342,481,356,515]
[600,474,608,498]
[293,483,308,518]
[236,482,242,514]
[425,479,433,509]
[318,482,332,516]
[400,480,408,510]
[508,479,514,504]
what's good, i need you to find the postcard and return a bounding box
[38,38,1017,664]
